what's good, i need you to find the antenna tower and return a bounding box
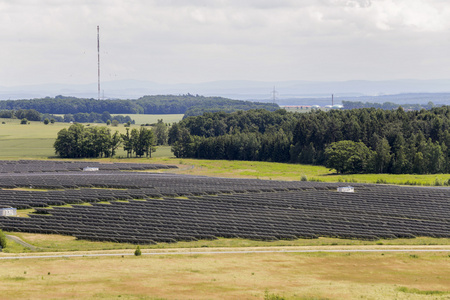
[97,25,101,101]
[272,86,278,104]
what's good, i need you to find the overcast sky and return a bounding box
[1,0,450,87]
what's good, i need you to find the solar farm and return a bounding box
[0,160,448,244]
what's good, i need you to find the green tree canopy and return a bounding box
[54,124,121,158]
[325,140,374,174]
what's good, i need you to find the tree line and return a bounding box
[54,124,156,158]
[0,109,41,121]
[169,107,450,174]
[342,100,435,111]
[0,94,278,115]
[0,109,134,124]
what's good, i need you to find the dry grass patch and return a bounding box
[0,252,449,299]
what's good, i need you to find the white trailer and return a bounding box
[0,206,17,216]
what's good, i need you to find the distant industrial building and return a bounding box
[83,167,99,172]
[283,105,312,110]
[337,186,355,193]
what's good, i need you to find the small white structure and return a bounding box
[0,206,17,216]
[337,186,354,193]
[83,167,99,172]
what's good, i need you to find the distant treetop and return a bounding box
[0,94,279,115]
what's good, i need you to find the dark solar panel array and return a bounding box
[0,160,177,174]
[0,160,448,244]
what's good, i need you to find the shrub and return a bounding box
[264,290,285,300]
[134,245,141,256]
[0,230,7,249]
[20,118,28,124]
[43,118,49,125]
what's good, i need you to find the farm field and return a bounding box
[0,118,172,158]
[0,251,449,300]
[50,113,184,125]
[110,113,183,125]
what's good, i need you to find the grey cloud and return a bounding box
[1,0,450,86]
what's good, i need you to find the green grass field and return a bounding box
[51,114,184,125]
[111,113,183,125]
[0,118,176,159]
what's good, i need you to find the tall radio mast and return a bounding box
[97,25,101,101]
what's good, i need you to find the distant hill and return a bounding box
[279,93,450,107]
[2,79,450,103]
[0,95,278,115]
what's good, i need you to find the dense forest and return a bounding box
[0,95,278,115]
[169,107,450,174]
[0,109,133,124]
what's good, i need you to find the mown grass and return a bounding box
[142,157,450,186]
[111,113,183,125]
[0,118,172,158]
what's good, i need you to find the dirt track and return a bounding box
[1,244,449,260]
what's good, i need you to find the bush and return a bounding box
[20,118,28,124]
[0,230,7,249]
[43,118,49,125]
[134,245,141,256]
[264,290,285,300]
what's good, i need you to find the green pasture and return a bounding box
[146,157,450,186]
[0,118,174,159]
[111,113,183,125]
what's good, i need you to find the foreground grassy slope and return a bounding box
[0,251,448,300]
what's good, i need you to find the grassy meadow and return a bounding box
[111,113,184,125]
[0,115,182,159]
[0,250,449,299]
